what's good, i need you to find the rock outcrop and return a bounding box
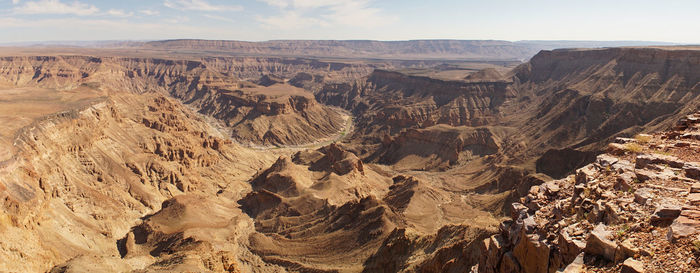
[372,125,504,171]
[477,112,700,273]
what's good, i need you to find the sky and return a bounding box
[0,0,699,43]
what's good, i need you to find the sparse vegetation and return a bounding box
[654,150,673,156]
[635,134,652,143]
[693,240,700,254]
[625,143,644,153]
[616,224,630,238]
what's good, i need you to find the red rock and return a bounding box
[635,154,685,169]
[513,232,550,273]
[499,251,520,273]
[688,193,700,206]
[691,183,700,193]
[650,204,682,226]
[618,239,640,260]
[558,230,586,265]
[607,143,628,155]
[615,172,635,191]
[614,137,636,144]
[633,188,653,205]
[560,252,584,273]
[585,224,617,261]
[597,154,619,168]
[575,164,597,185]
[621,258,644,273]
[685,163,700,180]
[667,215,700,242]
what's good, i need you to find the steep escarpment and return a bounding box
[0,56,347,146]
[371,125,508,171]
[507,48,700,175]
[317,69,514,140]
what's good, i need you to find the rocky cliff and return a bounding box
[506,48,700,176]
[0,56,348,146]
[317,70,514,138]
[477,112,700,273]
[372,125,506,171]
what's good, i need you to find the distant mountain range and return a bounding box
[0,39,685,61]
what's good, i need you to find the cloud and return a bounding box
[107,9,134,18]
[322,1,395,27]
[11,0,20,4]
[257,11,327,30]
[13,0,99,16]
[203,14,236,23]
[139,9,160,16]
[257,0,396,29]
[0,16,244,42]
[164,0,242,12]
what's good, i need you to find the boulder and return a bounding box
[572,184,586,201]
[617,239,640,260]
[584,224,617,261]
[690,183,700,193]
[499,251,520,273]
[522,216,537,233]
[558,230,586,265]
[635,154,685,169]
[667,212,700,242]
[603,202,622,225]
[596,154,619,168]
[558,252,583,273]
[686,163,700,180]
[511,202,528,221]
[650,204,682,226]
[575,164,597,185]
[635,168,677,183]
[615,172,635,192]
[633,188,653,205]
[689,193,700,206]
[614,137,636,144]
[543,181,561,195]
[681,133,700,140]
[607,143,628,155]
[513,232,550,273]
[621,258,644,273]
[612,159,635,174]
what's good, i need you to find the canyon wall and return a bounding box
[0,56,351,146]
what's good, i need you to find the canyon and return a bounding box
[0,42,699,273]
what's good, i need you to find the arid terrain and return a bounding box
[0,41,699,273]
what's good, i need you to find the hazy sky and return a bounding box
[1,0,699,43]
